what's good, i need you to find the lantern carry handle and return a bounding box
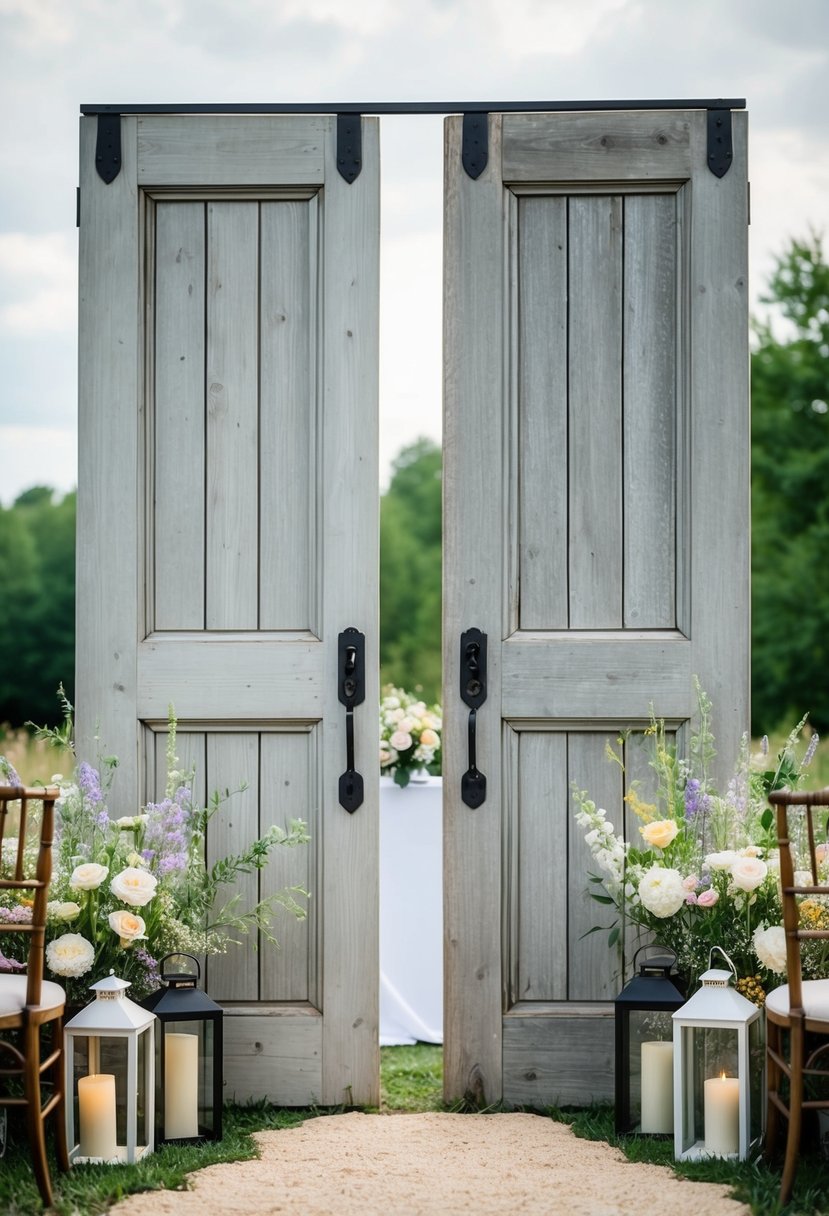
[708,945,738,979]
[632,943,678,972]
[160,953,201,983]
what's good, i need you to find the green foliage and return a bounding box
[752,233,829,733]
[0,487,75,730]
[380,438,442,700]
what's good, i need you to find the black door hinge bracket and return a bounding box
[95,112,122,183]
[706,108,733,178]
[462,112,488,180]
[337,114,362,183]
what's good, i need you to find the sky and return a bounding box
[1,0,828,504]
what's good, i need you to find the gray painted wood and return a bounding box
[568,195,623,628]
[137,116,326,186]
[502,111,692,183]
[222,1008,322,1106]
[444,107,748,1106]
[153,202,206,631]
[517,197,568,630]
[623,194,677,629]
[206,202,259,630]
[79,114,379,1108]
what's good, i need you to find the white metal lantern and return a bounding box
[672,948,763,1161]
[64,974,156,1164]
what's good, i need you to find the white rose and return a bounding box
[794,870,813,888]
[47,900,81,922]
[69,862,109,891]
[730,856,768,892]
[704,850,739,871]
[389,730,413,752]
[398,717,415,733]
[390,708,405,724]
[45,932,95,978]
[753,924,787,974]
[379,748,392,765]
[383,696,400,710]
[110,867,158,908]
[637,866,686,917]
[108,909,147,944]
[126,851,149,868]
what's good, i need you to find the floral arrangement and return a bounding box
[379,685,442,788]
[0,694,309,1004]
[573,680,828,1003]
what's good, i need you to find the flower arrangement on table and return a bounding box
[379,685,442,788]
[573,680,828,1004]
[0,695,310,1005]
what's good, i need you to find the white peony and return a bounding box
[637,866,686,917]
[753,923,787,974]
[730,856,768,892]
[704,850,739,871]
[110,866,158,908]
[46,932,95,978]
[69,862,109,891]
[47,900,81,922]
[108,909,147,944]
[389,730,413,752]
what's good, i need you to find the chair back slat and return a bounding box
[0,785,59,1007]
[770,788,829,1015]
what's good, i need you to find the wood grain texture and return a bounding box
[76,115,141,815]
[222,1007,322,1106]
[443,113,506,1107]
[153,201,206,630]
[502,111,692,183]
[517,196,568,629]
[137,116,326,186]
[502,1010,614,1106]
[206,202,259,629]
[568,195,623,628]
[259,200,315,631]
[623,194,677,629]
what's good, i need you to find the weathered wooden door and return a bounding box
[443,107,749,1106]
[77,113,380,1105]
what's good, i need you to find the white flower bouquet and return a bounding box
[379,685,442,788]
[573,680,829,1002]
[0,696,309,1004]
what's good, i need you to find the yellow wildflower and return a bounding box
[624,787,658,823]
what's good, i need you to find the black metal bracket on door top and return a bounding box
[460,628,487,809]
[337,114,362,183]
[462,113,488,180]
[338,627,365,813]
[706,108,733,178]
[95,112,122,183]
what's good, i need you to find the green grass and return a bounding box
[1,1048,828,1214]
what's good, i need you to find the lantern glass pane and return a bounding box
[629,1010,674,1133]
[685,1026,739,1153]
[749,1017,763,1146]
[71,1033,149,1150]
[160,1020,213,1138]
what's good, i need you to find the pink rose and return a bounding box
[697,888,719,908]
[682,874,700,891]
[685,892,698,905]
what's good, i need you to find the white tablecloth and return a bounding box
[380,775,443,1045]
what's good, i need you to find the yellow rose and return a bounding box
[640,819,679,850]
[108,909,147,945]
[420,728,440,748]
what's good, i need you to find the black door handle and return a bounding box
[338,628,365,812]
[460,628,487,808]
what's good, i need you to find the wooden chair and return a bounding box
[765,788,829,1205]
[0,785,69,1207]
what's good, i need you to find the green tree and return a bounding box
[751,233,829,732]
[380,438,442,700]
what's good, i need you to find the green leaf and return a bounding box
[760,808,774,831]
[608,925,620,948]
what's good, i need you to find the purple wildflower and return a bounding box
[78,761,104,806]
[134,946,161,988]
[0,756,22,785]
[0,951,25,972]
[0,905,33,924]
[803,733,819,768]
[142,784,193,877]
[158,854,188,874]
[684,778,710,820]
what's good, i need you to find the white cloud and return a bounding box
[0,233,77,335]
[0,426,76,505]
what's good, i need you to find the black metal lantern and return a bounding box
[615,945,686,1135]
[140,954,223,1144]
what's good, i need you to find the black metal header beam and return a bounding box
[80,98,745,116]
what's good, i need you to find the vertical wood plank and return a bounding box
[205,732,260,1000]
[518,197,568,629]
[623,194,677,629]
[568,196,623,628]
[259,731,313,1002]
[76,116,141,814]
[205,202,259,629]
[443,113,505,1106]
[568,732,623,1000]
[320,116,380,1106]
[516,733,568,1001]
[154,202,206,630]
[259,201,313,631]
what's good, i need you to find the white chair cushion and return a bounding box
[0,974,66,1016]
[766,978,829,1021]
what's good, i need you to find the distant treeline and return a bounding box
[2,236,827,733]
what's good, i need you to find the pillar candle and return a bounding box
[78,1073,117,1160]
[704,1074,740,1156]
[639,1040,674,1133]
[165,1032,199,1138]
